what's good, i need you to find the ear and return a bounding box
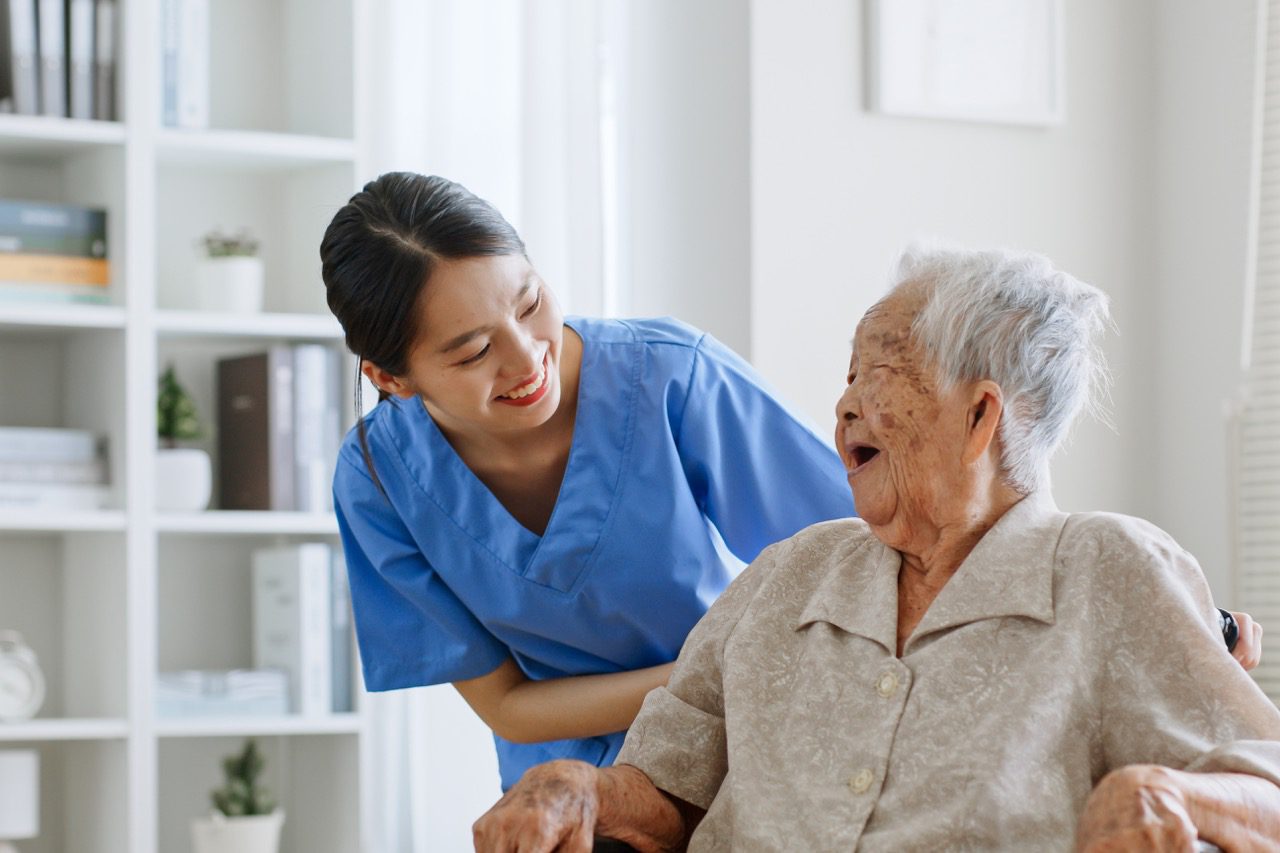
[961,380,1004,466]
[360,360,417,399]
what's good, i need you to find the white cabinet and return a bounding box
[0,1,372,851]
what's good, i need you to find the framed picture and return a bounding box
[866,0,1063,127]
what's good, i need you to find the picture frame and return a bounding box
[866,0,1063,127]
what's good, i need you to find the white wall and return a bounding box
[748,0,1161,519]
[1152,1,1259,604]
[618,0,751,355]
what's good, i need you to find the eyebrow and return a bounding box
[437,276,536,354]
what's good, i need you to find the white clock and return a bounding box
[0,631,45,722]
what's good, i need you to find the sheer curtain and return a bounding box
[1238,0,1280,701]
[359,2,618,849]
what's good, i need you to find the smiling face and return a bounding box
[834,288,981,543]
[366,253,568,439]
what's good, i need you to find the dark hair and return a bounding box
[320,173,527,494]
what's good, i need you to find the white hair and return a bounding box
[890,243,1112,494]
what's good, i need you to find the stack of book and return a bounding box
[0,426,109,509]
[252,543,354,716]
[0,197,110,304]
[156,669,289,718]
[216,344,342,512]
[0,0,118,120]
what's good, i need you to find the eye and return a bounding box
[459,344,490,366]
[520,289,543,319]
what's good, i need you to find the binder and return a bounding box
[91,0,112,120]
[253,544,333,717]
[35,0,64,116]
[292,344,340,512]
[5,0,38,114]
[66,0,91,119]
[217,348,296,511]
[175,0,208,128]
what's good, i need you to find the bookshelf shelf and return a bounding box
[0,509,127,532]
[155,714,361,739]
[155,511,340,535]
[156,128,358,171]
[0,115,127,156]
[0,718,130,742]
[0,303,128,332]
[155,309,345,340]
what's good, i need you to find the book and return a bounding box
[35,0,64,116]
[292,344,340,513]
[0,481,108,508]
[4,0,38,115]
[252,544,333,716]
[0,457,107,484]
[0,252,109,285]
[0,426,100,461]
[66,0,92,119]
[162,0,207,128]
[0,280,108,303]
[91,0,112,120]
[0,199,109,257]
[156,669,289,718]
[330,551,353,713]
[217,348,296,510]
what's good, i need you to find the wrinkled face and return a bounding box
[834,290,973,534]
[394,254,567,436]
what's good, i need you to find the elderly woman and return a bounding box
[472,246,1280,851]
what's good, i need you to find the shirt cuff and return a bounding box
[1186,739,1280,788]
[615,686,727,810]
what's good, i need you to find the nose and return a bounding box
[500,329,543,379]
[835,382,860,424]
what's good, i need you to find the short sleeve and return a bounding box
[675,334,855,563]
[1091,520,1280,783]
[616,542,778,808]
[333,446,508,690]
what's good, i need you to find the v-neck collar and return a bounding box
[383,317,639,593]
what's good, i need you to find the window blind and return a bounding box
[1239,0,1280,700]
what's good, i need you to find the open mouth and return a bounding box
[846,442,882,473]
[496,355,550,404]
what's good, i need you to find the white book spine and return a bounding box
[67,0,92,119]
[35,0,64,116]
[293,344,333,512]
[175,0,208,128]
[159,0,177,125]
[253,544,332,716]
[0,481,108,509]
[9,0,39,114]
[0,457,107,484]
[92,0,113,120]
[0,427,99,461]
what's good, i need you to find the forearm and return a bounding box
[455,657,675,745]
[593,765,689,853]
[496,664,674,743]
[1179,771,1280,851]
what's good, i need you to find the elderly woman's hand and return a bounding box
[1229,610,1263,671]
[473,760,601,853]
[1076,765,1199,851]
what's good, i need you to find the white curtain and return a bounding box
[359,2,618,849]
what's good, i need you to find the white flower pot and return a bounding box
[198,256,265,313]
[155,448,212,512]
[191,809,285,853]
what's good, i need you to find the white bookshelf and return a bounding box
[0,1,373,852]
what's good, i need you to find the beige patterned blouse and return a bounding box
[616,492,1280,851]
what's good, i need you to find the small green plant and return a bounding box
[157,364,201,448]
[202,228,260,258]
[210,739,277,817]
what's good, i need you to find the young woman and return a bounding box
[321,173,855,791]
[321,173,1263,794]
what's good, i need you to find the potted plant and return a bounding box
[191,740,285,853]
[155,364,212,512]
[197,228,265,313]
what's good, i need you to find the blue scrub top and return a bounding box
[333,316,855,789]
